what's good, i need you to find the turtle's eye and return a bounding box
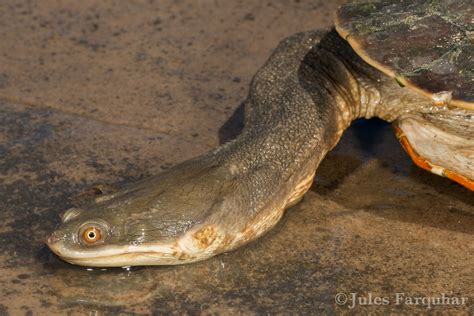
[81,226,102,244]
[79,221,109,245]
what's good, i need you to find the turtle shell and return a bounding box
[335,0,473,110]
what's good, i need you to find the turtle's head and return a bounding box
[46,208,221,267]
[46,161,238,267]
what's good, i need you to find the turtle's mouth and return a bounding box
[46,224,223,267]
[47,239,188,267]
[57,250,185,267]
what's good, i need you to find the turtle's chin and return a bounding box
[47,241,180,267]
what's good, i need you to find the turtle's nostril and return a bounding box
[46,233,59,245]
[46,233,64,256]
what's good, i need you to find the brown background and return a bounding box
[0,0,472,314]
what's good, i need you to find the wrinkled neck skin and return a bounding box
[47,30,437,267]
[213,29,431,175]
[204,29,428,231]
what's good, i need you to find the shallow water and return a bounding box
[0,0,473,314]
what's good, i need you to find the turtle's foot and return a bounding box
[394,110,474,191]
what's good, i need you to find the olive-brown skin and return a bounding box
[47,29,473,267]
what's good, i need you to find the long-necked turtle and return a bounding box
[47,0,473,267]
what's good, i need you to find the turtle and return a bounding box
[47,0,473,267]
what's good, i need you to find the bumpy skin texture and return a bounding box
[47,29,473,267]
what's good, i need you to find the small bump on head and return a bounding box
[61,208,83,223]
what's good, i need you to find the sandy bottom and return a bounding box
[0,1,472,314]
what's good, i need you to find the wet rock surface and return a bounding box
[0,1,472,314]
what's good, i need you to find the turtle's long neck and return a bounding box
[212,30,393,182]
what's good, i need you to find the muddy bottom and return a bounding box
[0,1,472,315]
